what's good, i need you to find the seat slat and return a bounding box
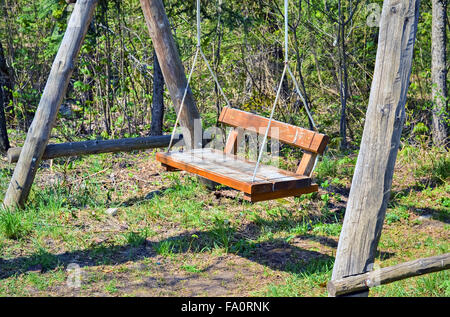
[156,152,272,194]
[165,150,268,182]
[156,149,312,195]
[188,149,312,191]
[188,149,301,182]
[244,184,319,202]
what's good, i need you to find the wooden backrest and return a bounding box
[218,106,328,154]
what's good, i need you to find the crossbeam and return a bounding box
[328,253,450,296]
[7,135,183,163]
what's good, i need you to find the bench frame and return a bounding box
[157,106,329,202]
[218,107,328,177]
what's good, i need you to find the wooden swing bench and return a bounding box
[156,107,329,202]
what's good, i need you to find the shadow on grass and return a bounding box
[0,183,396,286]
[405,205,449,223]
[119,189,166,207]
[390,182,443,201]
[389,186,449,224]
[0,220,337,281]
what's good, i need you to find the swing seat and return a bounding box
[156,107,329,202]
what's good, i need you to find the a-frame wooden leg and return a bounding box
[140,0,202,150]
[3,0,99,208]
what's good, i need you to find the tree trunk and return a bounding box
[267,9,288,99]
[292,30,314,131]
[0,42,11,153]
[338,0,350,150]
[214,0,224,120]
[150,49,165,136]
[431,0,448,146]
[330,0,420,296]
[3,0,98,209]
[140,0,201,149]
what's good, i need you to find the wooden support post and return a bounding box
[328,253,450,296]
[140,0,202,150]
[330,0,420,296]
[3,0,98,209]
[6,134,183,163]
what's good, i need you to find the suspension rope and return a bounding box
[166,49,200,152]
[251,64,288,181]
[167,0,231,152]
[251,0,318,181]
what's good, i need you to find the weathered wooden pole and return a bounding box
[330,0,420,296]
[3,0,98,209]
[140,0,202,150]
[6,134,183,163]
[328,253,450,296]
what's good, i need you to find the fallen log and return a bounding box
[7,134,183,163]
[327,253,450,297]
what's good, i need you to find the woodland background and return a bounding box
[0,0,447,152]
[0,0,448,297]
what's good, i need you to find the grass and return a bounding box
[104,279,119,294]
[181,264,202,273]
[153,240,175,256]
[385,205,410,225]
[0,142,448,297]
[0,208,32,240]
[261,258,334,297]
[312,222,342,237]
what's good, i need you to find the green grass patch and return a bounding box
[181,264,202,273]
[385,205,410,225]
[312,222,342,237]
[261,257,334,297]
[153,240,175,257]
[0,208,33,240]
